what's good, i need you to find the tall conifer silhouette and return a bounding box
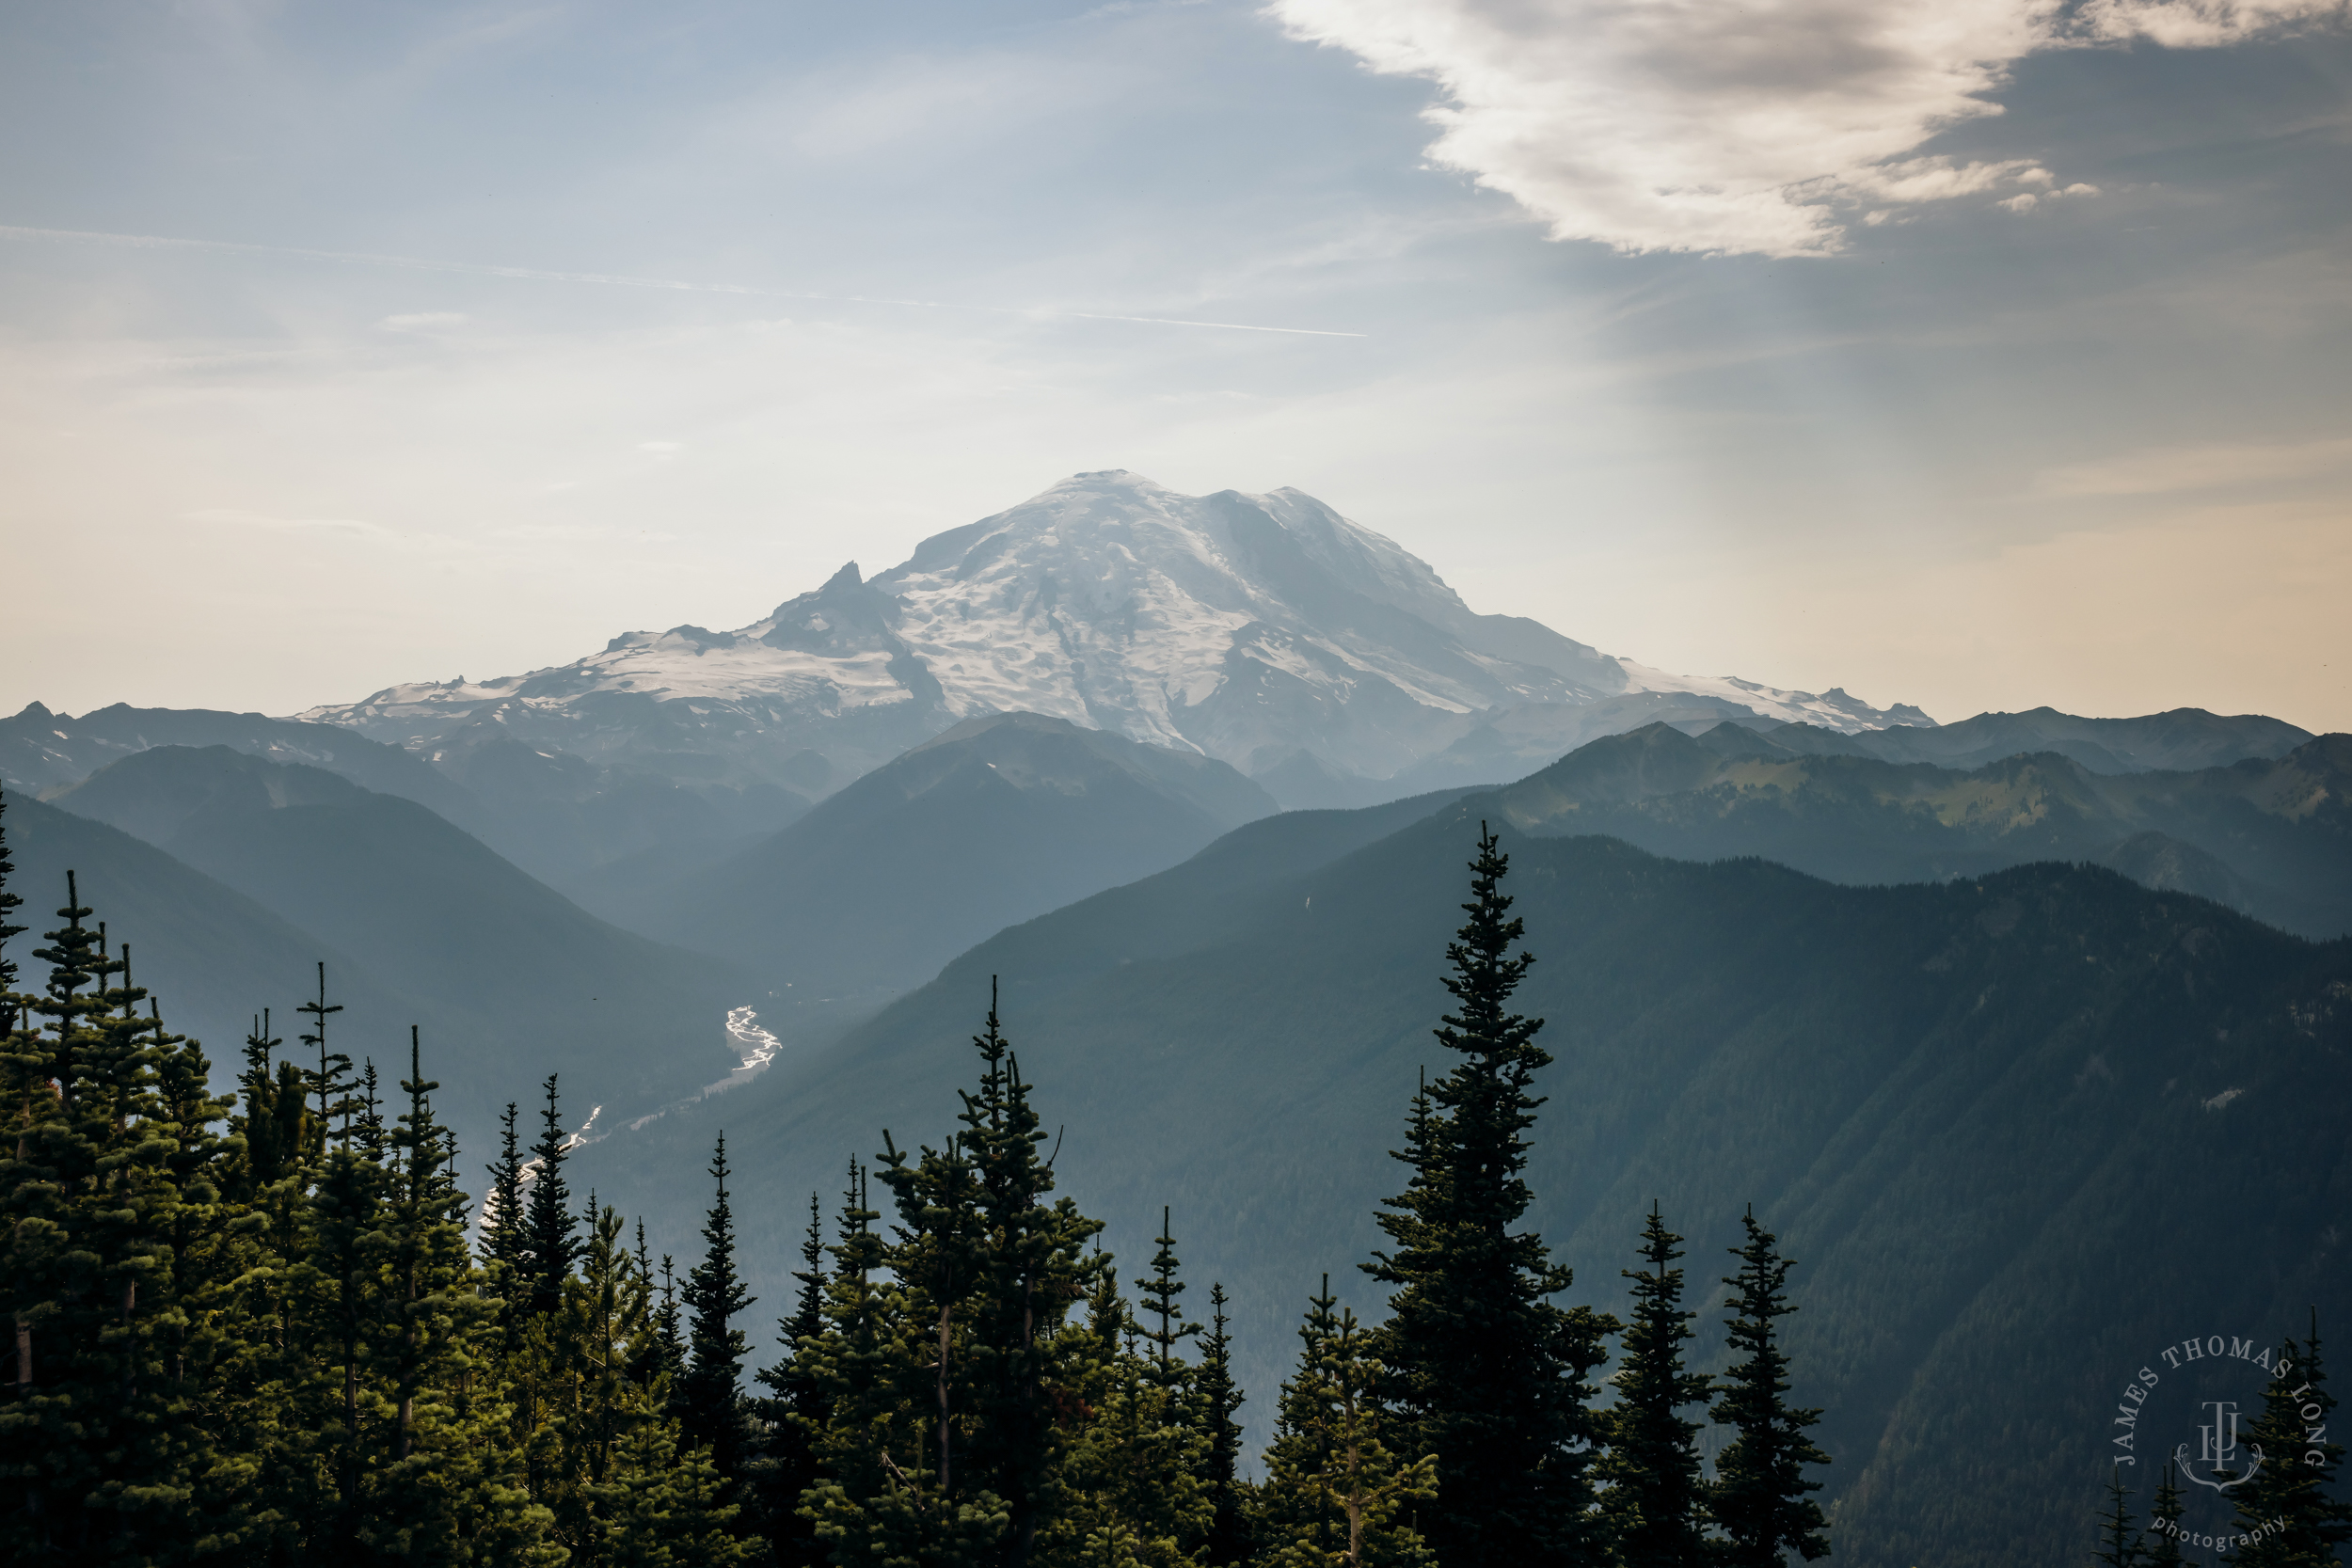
[755,1191,832,1566]
[1598,1205,1710,1566]
[2234,1311,2351,1566]
[1196,1282,1253,1567]
[1136,1206,1200,1389]
[2091,1472,2144,1567]
[679,1132,755,1481]
[2141,1471,2184,1566]
[523,1074,580,1318]
[1365,823,1613,1568]
[1710,1209,1830,1565]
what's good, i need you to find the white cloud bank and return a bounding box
[1267,0,2348,256]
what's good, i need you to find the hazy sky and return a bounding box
[3,0,2346,732]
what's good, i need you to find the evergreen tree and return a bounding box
[756,1191,833,1566]
[1597,1205,1710,1567]
[524,1074,582,1318]
[803,990,1109,1568]
[0,874,199,1559]
[2142,1470,2185,1566]
[656,1253,686,1385]
[1365,824,1614,1568]
[801,1158,955,1568]
[299,999,389,1551]
[1256,1276,1435,1568]
[1709,1210,1830,1566]
[1195,1282,1253,1568]
[0,794,19,1000]
[680,1132,757,1481]
[1136,1207,1200,1390]
[362,1026,556,1561]
[1041,1239,1206,1568]
[2235,1313,2352,1567]
[294,960,351,1155]
[946,984,1109,1568]
[485,1100,529,1307]
[2091,1471,2144,1567]
[600,1401,756,1567]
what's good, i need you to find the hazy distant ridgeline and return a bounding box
[27,744,743,1160]
[638,711,1277,1003]
[1493,721,2352,940]
[573,789,2350,1568]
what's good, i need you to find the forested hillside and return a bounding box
[1488,722,2352,938]
[1,794,1921,1567]
[580,794,2352,1566]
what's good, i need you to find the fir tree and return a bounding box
[1195,1282,1253,1567]
[301,1032,389,1550]
[1709,1210,1830,1566]
[1136,1207,1200,1390]
[803,989,1108,1568]
[946,983,1108,1568]
[0,874,239,1560]
[485,1100,529,1277]
[2091,1471,2144,1567]
[1256,1276,1435,1568]
[1365,825,1614,1568]
[363,1027,557,1561]
[1597,1205,1711,1567]
[1048,1299,1207,1568]
[352,1057,387,1159]
[656,1252,686,1385]
[524,1074,581,1319]
[2235,1313,2352,1567]
[801,1158,946,1568]
[876,1120,987,1500]
[680,1132,757,1481]
[232,1008,310,1194]
[294,960,351,1155]
[2142,1470,2185,1566]
[756,1191,834,1566]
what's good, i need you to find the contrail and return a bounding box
[0,222,1368,339]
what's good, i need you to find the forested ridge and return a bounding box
[6,788,2347,1566]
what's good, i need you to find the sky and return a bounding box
[1,0,2346,733]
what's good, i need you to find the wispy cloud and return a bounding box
[1264,0,2343,257]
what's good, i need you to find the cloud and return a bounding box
[1263,0,2342,257]
[2083,0,2348,46]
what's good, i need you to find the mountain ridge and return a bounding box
[644,710,1279,1011]
[43,746,747,1153]
[1489,721,2352,938]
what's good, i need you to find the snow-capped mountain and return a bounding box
[303,471,1930,798]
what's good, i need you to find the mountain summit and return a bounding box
[304,472,1930,796]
